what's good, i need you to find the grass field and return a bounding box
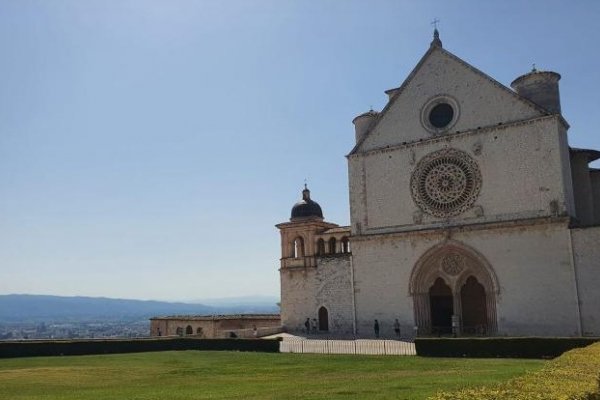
[0,351,544,400]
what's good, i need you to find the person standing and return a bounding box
[304,318,310,334]
[374,319,380,338]
[393,319,401,338]
[311,318,317,334]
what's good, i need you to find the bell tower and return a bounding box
[276,186,341,332]
[276,185,338,268]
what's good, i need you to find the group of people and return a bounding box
[373,319,402,338]
[304,318,318,334]
[302,317,403,338]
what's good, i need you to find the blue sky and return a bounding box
[1,0,599,301]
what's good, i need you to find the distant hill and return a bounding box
[190,295,280,308]
[0,294,279,323]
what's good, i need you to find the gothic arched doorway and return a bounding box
[429,278,453,334]
[409,241,498,336]
[461,276,488,335]
[318,306,329,331]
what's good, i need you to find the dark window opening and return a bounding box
[328,237,337,254]
[318,306,329,331]
[317,239,325,255]
[429,103,454,128]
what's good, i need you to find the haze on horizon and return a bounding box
[1,0,599,302]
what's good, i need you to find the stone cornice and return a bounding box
[279,265,317,272]
[275,220,339,229]
[347,114,563,159]
[350,216,570,242]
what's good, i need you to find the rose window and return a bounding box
[411,148,482,217]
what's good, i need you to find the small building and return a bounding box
[149,314,281,338]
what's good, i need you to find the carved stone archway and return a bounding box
[409,241,499,335]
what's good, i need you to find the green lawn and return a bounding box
[0,351,544,400]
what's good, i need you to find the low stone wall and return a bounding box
[217,326,284,339]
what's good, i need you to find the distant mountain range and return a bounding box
[0,294,279,323]
[190,295,280,308]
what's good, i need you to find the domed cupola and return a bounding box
[290,185,324,221]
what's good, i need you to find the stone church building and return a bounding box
[276,30,600,338]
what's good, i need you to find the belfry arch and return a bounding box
[409,241,499,335]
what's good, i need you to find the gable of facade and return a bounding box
[353,45,546,155]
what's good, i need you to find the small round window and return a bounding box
[421,95,459,134]
[429,103,454,128]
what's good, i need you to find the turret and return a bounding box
[511,68,561,114]
[352,110,378,143]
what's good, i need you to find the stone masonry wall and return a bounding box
[349,117,571,236]
[351,222,581,337]
[281,254,353,335]
[315,255,354,334]
[572,226,600,336]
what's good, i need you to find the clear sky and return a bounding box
[1,0,599,302]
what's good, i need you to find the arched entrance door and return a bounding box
[318,306,329,331]
[461,276,488,335]
[429,278,453,335]
[409,241,499,336]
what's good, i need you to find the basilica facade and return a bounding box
[276,31,600,338]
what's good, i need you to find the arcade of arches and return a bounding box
[410,242,498,335]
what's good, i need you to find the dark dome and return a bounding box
[291,186,323,220]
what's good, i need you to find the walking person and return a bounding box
[304,318,310,335]
[311,318,317,334]
[374,319,380,338]
[393,319,401,338]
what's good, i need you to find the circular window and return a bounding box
[410,148,482,218]
[421,95,459,134]
[429,103,454,128]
